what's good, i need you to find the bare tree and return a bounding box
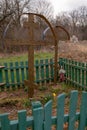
[77,6,87,39]
[29,0,54,21]
[55,6,87,40]
[0,0,31,50]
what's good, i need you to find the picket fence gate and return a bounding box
[0,90,87,130]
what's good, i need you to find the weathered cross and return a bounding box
[5,14,58,98]
[23,14,39,98]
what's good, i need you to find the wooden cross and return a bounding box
[23,15,39,98]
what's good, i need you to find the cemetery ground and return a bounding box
[0,40,87,119]
[0,82,82,120]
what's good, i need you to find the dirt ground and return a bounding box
[0,83,82,120]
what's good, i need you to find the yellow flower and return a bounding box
[53,93,56,97]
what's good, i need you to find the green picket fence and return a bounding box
[0,58,87,91]
[0,59,54,91]
[0,90,87,130]
[59,58,87,89]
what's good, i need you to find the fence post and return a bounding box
[0,66,5,89]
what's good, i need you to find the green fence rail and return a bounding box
[0,59,54,91]
[0,90,87,130]
[59,58,87,88]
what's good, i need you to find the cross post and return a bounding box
[24,14,39,98]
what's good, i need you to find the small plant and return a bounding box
[39,86,47,91]
[51,87,60,94]
[61,83,67,91]
[22,99,31,108]
[41,93,53,104]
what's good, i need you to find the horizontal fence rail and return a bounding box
[0,90,87,130]
[59,58,87,89]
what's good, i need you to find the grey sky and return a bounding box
[48,0,87,16]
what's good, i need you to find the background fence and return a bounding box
[59,58,87,89]
[0,58,87,91]
[0,90,87,130]
[0,59,54,91]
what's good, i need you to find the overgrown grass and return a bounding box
[0,52,54,64]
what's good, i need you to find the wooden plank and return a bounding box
[35,60,40,84]
[64,59,67,79]
[4,63,9,89]
[71,60,74,83]
[0,113,10,130]
[78,91,87,130]
[50,59,54,82]
[5,39,54,46]
[0,66,4,90]
[0,66,4,87]
[44,100,52,130]
[68,90,78,130]
[32,102,43,130]
[18,110,27,130]
[15,62,20,88]
[45,59,49,83]
[82,63,85,89]
[20,62,25,86]
[57,93,65,130]
[40,60,45,84]
[69,60,72,84]
[25,61,28,80]
[75,61,78,87]
[78,62,81,88]
[78,62,81,86]
[10,62,15,89]
[24,46,34,98]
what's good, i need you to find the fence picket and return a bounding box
[78,92,87,130]
[4,63,9,89]
[57,93,65,130]
[44,100,52,130]
[71,61,74,85]
[32,102,43,130]
[82,63,85,89]
[35,60,40,84]
[45,59,49,83]
[18,110,26,130]
[68,90,78,130]
[10,62,15,89]
[20,62,25,86]
[50,59,54,82]
[0,66,5,91]
[75,61,78,87]
[0,113,10,130]
[15,62,20,87]
[40,60,45,84]
[25,61,28,81]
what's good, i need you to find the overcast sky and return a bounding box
[48,0,87,16]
